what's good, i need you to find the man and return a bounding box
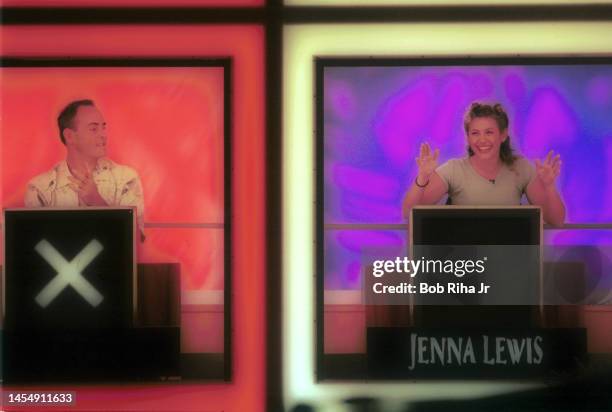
[25,99,145,238]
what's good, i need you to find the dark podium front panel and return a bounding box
[1,209,181,383]
[361,207,584,379]
[411,207,541,246]
[2,327,181,383]
[411,206,541,328]
[4,208,135,331]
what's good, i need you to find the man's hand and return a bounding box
[68,169,108,206]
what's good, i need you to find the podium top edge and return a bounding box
[412,205,541,210]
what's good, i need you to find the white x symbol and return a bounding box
[34,239,104,308]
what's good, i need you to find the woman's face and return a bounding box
[466,116,508,162]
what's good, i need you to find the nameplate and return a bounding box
[367,327,586,378]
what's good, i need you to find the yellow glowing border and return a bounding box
[285,0,612,6]
[283,22,612,411]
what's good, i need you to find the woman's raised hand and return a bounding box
[535,150,562,188]
[415,142,439,185]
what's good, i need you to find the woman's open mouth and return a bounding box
[475,144,493,153]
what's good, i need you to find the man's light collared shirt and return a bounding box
[24,158,144,232]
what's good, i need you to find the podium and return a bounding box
[410,206,542,328]
[365,206,587,379]
[1,209,181,383]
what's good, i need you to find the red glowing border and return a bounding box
[1,25,265,411]
[1,0,262,7]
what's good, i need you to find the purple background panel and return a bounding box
[323,64,612,289]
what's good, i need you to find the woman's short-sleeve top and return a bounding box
[435,156,535,205]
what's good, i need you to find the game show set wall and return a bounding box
[2,1,612,412]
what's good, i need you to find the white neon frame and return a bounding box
[285,0,612,6]
[283,22,612,411]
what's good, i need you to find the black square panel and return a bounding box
[4,208,135,331]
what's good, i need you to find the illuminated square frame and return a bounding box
[283,21,612,410]
[2,0,263,7]
[1,24,265,412]
[285,0,612,6]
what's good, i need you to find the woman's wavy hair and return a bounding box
[464,102,517,166]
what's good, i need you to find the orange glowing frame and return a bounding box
[1,25,264,412]
[1,0,263,7]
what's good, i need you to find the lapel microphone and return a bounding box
[489,179,495,184]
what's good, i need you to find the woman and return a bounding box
[402,102,565,226]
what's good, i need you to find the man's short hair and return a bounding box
[57,99,95,145]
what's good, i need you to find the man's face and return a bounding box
[66,105,107,159]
